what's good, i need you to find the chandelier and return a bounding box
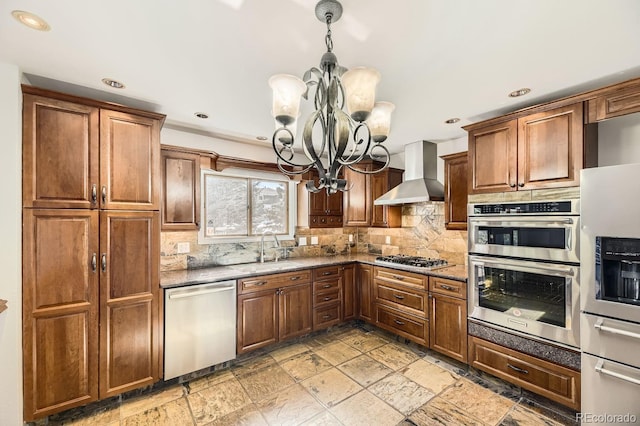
[269,0,394,194]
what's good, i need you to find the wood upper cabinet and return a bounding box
[441,152,468,230]
[468,103,585,194]
[306,171,344,228]
[22,209,99,420]
[22,94,100,209]
[22,86,164,211]
[591,80,640,121]
[357,263,374,322]
[100,110,161,210]
[344,161,403,228]
[161,149,201,230]
[99,211,160,398]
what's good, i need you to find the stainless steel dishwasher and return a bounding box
[164,280,237,380]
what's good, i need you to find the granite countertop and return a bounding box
[160,254,468,288]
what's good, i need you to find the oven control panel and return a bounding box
[469,200,577,216]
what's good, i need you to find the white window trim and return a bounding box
[198,167,298,245]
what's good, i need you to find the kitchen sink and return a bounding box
[228,261,304,274]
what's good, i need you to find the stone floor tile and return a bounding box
[367,343,421,371]
[298,410,343,426]
[400,359,458,394]
[121,397,193,426]
[500,405,565,426]
[187,378,252,425]
[231,354,277,378]
[270,343,311,363]
[340,331,390,353]
[236,364,296,402]
[337,354,393,387]
[208,403,268,426]
[188,369,235,393]
[439,378,516,425]
[256,383,325,426]
[367,373,435,415]
[49,404,120,426]
[330,390,404,426]
[407,397,484,426]
[301,368,363,408]
[312,341,361,366]
[120,385,186,419]
[280,351,333,382]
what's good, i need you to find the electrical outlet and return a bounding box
[298,237,307,246]
[311,236,319,245]
[385,236,391,245]
[177,242,190,254]
[348,234,353,243]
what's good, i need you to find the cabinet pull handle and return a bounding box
[392,275,405,281]
[101,186,107,204]
[393,294,405,300]
[101,253,107,272]
[250,281,268,286]
[507,363,529,374]
[322,271,333,276]
[509,183,516,188]
[518,183,524,188]
[91,253,97,272]
[290,276,301,281]
[394,319,405,326]
[322,315,331,320]
[91,184,97,204]
[323,284,331,288]
[323,296,332,301]
[439,284,455,291]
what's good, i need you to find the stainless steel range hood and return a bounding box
[374,141,444,205]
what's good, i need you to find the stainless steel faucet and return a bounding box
[260,231,280,263]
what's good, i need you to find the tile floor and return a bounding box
[43,323,578,426]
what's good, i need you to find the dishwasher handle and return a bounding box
[168,284,236,300]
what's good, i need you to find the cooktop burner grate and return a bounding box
[375,255,449,270]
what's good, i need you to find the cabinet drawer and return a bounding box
[376,283,427,317]
[468,336,580,410]
[374,267,427,291]
[314,288,340,306]
[429,276,467,299]
[238,270,311,294]
[313,265,341,280]
[376,305,428,346]
[313,303,341,330]
[314,277,340,292]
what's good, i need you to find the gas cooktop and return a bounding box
[375,255,450,270]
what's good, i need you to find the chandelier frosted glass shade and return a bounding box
[269,74,307,126]
[268,0,393,194]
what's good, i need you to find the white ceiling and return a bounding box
[2,0,640,154]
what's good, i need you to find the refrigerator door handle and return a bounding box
[594,318,640,341]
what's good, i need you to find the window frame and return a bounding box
[198,167,297,244]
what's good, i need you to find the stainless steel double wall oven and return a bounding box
[468,200,581,348]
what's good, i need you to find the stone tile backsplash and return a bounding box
[160,202,467,272]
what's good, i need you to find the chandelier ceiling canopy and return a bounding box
[269,0,394,194]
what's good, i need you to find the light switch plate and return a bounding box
[177,242,190,254]
[311,236,319,245]
[385,236,391,245]
[299,237,307,246]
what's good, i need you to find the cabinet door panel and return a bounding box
[343,166,370,226]
[22,209,99,420]
[23,95,99,209]
[430,294,467,363]
[517,104,583,189]
[237,291,278,354]
[442,152,468,230]
[342,264,357,320]
[279,283,312,341]
[468,120,517,194]
[100,110,160,210]
[162,150,200,230]
[100,211,159,397]
[357,264,374,322]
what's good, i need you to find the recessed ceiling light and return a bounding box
[256,136,269,141]
[11,10,50,31]
[445,118,460,124]
[194,112,209,119]
[509,88,531,98]
[102,78,125,89]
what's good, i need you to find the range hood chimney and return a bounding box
[374,141,444,205]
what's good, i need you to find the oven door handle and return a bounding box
[470,218,575,226]
[595,360,640,386]
[470,256,576,277]
[594,319,640,341]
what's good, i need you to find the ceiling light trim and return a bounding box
[11,10,50,31]
[101,78,125,89]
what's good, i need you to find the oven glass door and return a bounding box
[469,255,580,348]
[469,216,579,263]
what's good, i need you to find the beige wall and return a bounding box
[0,62,23,425]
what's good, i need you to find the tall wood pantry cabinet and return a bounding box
[21,86,165,421]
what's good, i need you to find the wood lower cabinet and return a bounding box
[312,266,342,330]
[237,271,312,354]
[441,152,468,230]
[429,276,467,363]
[341,263,357,320]
[161,148,201,230]
[357,263,374,322]
[469,336,580,410]
[467,103,588,194]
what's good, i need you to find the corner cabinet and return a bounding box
[343,161,403,228]
[467,103,592,194]
[441,152,468,230]
[21,86,165,421]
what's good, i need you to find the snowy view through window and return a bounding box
[204,174,287,237]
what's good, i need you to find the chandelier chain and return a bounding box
[325,14,333,52]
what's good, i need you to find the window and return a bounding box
[200,168,296,242]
